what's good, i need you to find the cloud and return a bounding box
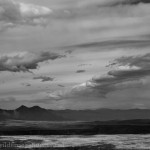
[110,53,150,69]
[21,83,31,87]
[33,76,54,82]
[0,51,65,72]
[0,0,52,30]
[113,0,150,6]
[76,70,86,73]
[65,50,74,54]
[63,40,150,51]
[78,64,92,67]
[94,0,150,7]
[53,0,150,48]
[49,53,150,100]
[63,0,150,11]
[0,97,16,103]
[58,84,65,87]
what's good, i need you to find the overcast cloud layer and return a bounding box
[0,0,150,109]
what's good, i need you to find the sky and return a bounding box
[0,0,150,110]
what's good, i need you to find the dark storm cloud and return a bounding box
[76,70,86,73]
[33,76,54,82]
[49,53,150,100]
[0,51,65,73]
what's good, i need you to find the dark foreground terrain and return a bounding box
[1,119,150,135]
[0,143,116,150]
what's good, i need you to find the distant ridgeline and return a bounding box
[1,106,150,135]
[1,105,150,121]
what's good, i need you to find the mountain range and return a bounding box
[1,105,150,121]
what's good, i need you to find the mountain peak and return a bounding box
[16,105,45,112]
[30,106,45,111]
[16,105,29,111]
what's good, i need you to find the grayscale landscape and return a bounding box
[1,0,150,149]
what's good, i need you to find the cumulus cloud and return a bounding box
[0,51,65,72]
[0,0,52,30]
[49,53,150,100]
[33,76,54,82]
